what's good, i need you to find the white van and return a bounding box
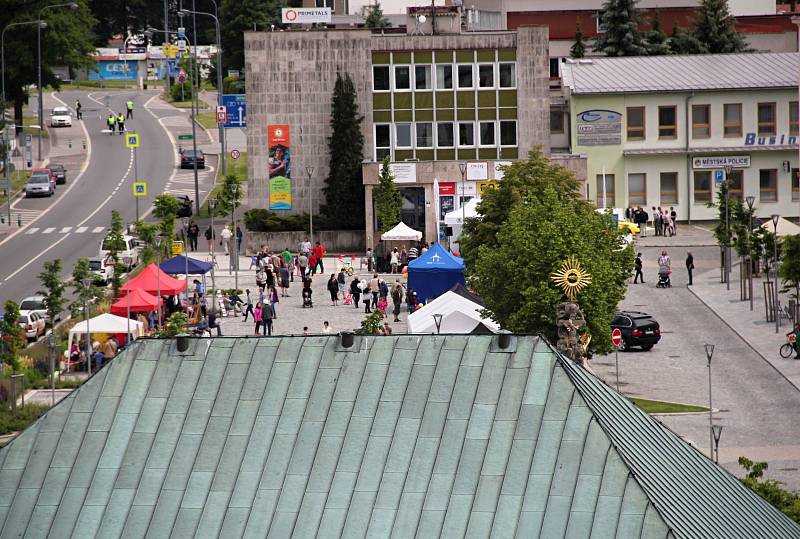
[99,234,139,270]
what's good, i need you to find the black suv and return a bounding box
[611,311,661,351]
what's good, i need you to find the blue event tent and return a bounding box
[159,255,213,275]
[407,243,466,303]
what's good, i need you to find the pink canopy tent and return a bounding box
[120,263,185,296]
[110,288,162,316]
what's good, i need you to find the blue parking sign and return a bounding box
[714,169,725,186]
[222,94,246,128]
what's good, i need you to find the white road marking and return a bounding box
[60,227,72,233]
[92,226,105,234]
[75,226,88,233]
[42,227,55,234]
[25,228,39,235]
[4,233,71,281]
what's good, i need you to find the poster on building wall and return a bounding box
[268,125,292,210]
[478,181,499,196]
[576,110,622,146]
[493,161,512,180]
[467,162,488,180]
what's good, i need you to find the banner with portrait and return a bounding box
[268,125,291,210]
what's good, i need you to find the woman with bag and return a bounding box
[269,286,279,318]
[327,274,339,306]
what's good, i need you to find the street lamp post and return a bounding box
[433,313,443,334]
[712,424,723,464]
[232,183,239,293]
[704,343,715,459]
[156,237,162,329]
[38,3,78,161]
[47,333,56,406]
[772,213,780,333]
[723,165,732,291]
[209,198,217,313]
[83,277,92,376]
[305,166,314,245]
[459,162,467,229]
[745,195,756,311]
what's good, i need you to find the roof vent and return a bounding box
[176,334,190,352]
[340,331,354,348]
[578,59,594,65]
[497,333,511,349]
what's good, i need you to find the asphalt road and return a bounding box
[0,89,200,309]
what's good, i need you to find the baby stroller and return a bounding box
[302,287,313,308]
[656,263,671,288]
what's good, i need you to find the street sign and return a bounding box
[133,182,147,197]
[177,134,193,141]
[0,179,9,191]
[230,149,240,160]
[611,328,622,348]
[125,133,140,149]
[714,169,725,186]
[177,27,186,38]
[177,69,188,84]
[166,59,179,77]
[216,105,227,124]
[24,134,31,147]
[222,94,246,128]
[172,241,184,256]
[177,39,187,52]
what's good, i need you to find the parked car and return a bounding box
[24,173,54,197]
[180,149,205,169]
[100,234,140,270]
[49,163,67,185]
[49,106,72,127]
[32,167,57,189]
[18,312,45,341]
[88,256,114,285]
[611,311,661,351]
[18,296,47,318]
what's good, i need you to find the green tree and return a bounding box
[153,194,180,257]
[69,257,104,319]
[106,210,127,296]
[155,311,188,337]
[779,235,800,300]
[321,73,366,229]
[739,457,800,524]
[644,13,670,55]
[668,24,705,54]
[570,18,586,58]
[37,259,65,330]
[0,301,25,370]
[364,3,390,28]
[213,173,244,226]
[134,220,160,265]
[373,157,401,231]
[592,0,647,56]
[220,0,282,71]
[694,0,748,53]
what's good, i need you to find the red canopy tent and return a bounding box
[110,288,162,316]
[120,263,185,296]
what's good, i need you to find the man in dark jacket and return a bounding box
[686,252,694,286]
[634,252,644,284]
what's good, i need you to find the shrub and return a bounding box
[170,81,193,102]
[244,209,310,232]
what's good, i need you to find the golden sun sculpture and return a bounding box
[550,256,592,302]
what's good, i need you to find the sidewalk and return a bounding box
[634,223,718,248]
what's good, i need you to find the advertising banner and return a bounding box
[438,182,456,195]
[268,125,292,210]
[281,7,332,24]
[88,60,139,81]
[478,181,499,195]
[576,109,622,146]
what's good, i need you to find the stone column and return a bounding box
[364,184,375,250]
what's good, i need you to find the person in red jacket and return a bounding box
[314,241,326,273]
[308,252,318,276]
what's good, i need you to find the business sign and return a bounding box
[440,195,454,221]
[692,155,751,169]
[222,94,246,128]
[493,161,512,180]
[389,163,417,183]
[438,182,456,195]
[457,182,478,197]
[88,60,139,81]
[281,7,332,24]
[744,133,798,146]
[466,162,488,180]
[478,181,499,195]
[216,105,227,124]
[268,125,292,210]
[133,182,147,196]
[576,109,622,146]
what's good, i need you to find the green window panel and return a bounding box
[498,49,516,61]
[437,149,455,160]
[415,92,433,109]
[372,52,390,64]
[392,52,412,64]
[373,93,391,110]
[455,50,474,62]
[500,147,518,159]
[479,147,497,160]
[435,51,453,62]
[435,92,454,108]
[414,51,432,63]
[498,90,517,107]
[394,93,413,109]
[457,148,477,160]
[477,91,496,108]
[395,149,414,161]
[456,92,475,108]
[416,149,434,161]
[373,110,391,122]
[478,109,496,121]
[457,109,475,121]
[415,109,434,121]
[437,109,454,121]
[499,108,518,120]
[476,49,495,62]
[394,109,413,122]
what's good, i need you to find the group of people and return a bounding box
[633,250,695,286]
[626,206,678,237]
[366,241,431,274]
[346,273,416,322]
[69,335,121,371]
[104,100,135,136]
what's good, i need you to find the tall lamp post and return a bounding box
[47,333,56,406]
[712,424,723,464]
[704,343,715,459]
[82,277,92,376]
[772,213,780,333]
[745,195,756,311]
[723,165,732,291]
[458,162,467,228]
[209,198,217,313]
[37,2,78,161]
[305,166,314,245]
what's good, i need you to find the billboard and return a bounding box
[268,125,292,210]
[281,7,332,24]
[88,60,139,81]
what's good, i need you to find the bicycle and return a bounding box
[780,333,798,358]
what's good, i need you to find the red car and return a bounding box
[31,167,57,190]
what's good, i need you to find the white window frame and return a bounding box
[499,120,517,147]
[478,63,495,89]
[393,65,411,92]
[414,65,432,91]
[436,122,454,148]
[458,122,475,148]
[374,124,392,161]
[372,65,390,92]
[416,122,433,149]
[479,121,496,147]
[395,123,412,149]
[498,62,516,89]
[436,64,453,90]
[457,64,474,90]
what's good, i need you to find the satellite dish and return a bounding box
[418,14,427,22]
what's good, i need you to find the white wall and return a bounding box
[349,0,445,15]
[476,0,774,16]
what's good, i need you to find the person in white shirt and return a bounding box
[220,225,233,254]
[322,321,332,333]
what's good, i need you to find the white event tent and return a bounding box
[67,313,145,359]
[381,221,423,241]
[407,289,500,334]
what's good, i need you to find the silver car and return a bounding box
[25,173,54,197]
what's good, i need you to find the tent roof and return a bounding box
[407,290,499,334]
[760,216,800,237]
[408,242,464,271]
[68,312,143,335]
[2,335,797,537]
[121,263,185,295]
[380,221,422,241]
[448,282,484,306]
[443,197,480,225]
[159,255,213,275]
[110,288,162,315]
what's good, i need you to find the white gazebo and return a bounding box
[408,289,500,334]
[760,216,800,237]
[67,313,145,365]
[381,221,423,241]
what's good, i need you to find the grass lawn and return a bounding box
[195,111,217,130]
[0,169,32,207]
[56,80,136,90]
[194,152,248,219]
[23,115,47,139]
[630,397,708,414]
[159,93,209,110]
[0,404,49,436]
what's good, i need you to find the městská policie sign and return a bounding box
[281,8,332,24]
[692,155,751,169]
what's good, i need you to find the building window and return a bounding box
[793,168,800,201]
[692,104,711,139]
[457,64,473,89]
[596,11,607,33]
[436,65,452,90]
[315,0,334,7]
[760,169,778,202]
[660,172,678,204]
[499,121,517,146]
[758,102,776,136]
[727,170,743,200]
[499,63,516,88]
[394,65,410,91]
[479,121,495,146]
[415,65,431,90]
[658,106,677,139]
[437,122,454,147]
[458,122,474,147]
[375,124,391,161]
[373,66,390,91]
[791,102,799,136]
[628,173,646,206]
[416,122,433,148]
[478,64,494,88]
[596,173,614,207]
[550,110,564,134]
[626,106,645,141]
[723,103,742,137]
[694,171,712,203]
[395,123,412,148]
[549,58,560,79]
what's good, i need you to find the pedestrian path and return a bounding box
[22,225,105,236]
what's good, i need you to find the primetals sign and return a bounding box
[576,109,622,146]
[281,7,331,24]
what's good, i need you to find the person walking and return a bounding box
[390,248,400,274]
[107,113,116,135]
[220,225,232,254]
[187,221,199,251]
[686,252,694,286]
[350,277,361,309]
[391,281,403,322]
[634,252,644,283]
[297,252,308,278]
[236,226,243,254]
[327,274,339,306]
[242,289,254,321]
[279,262,290,297]
[670,207,678,235]
[75,99,82,120]
[254,303,264,335]
[126,99,134,119]
[314,241,326,273]
[116,112,125,135]
[205,225,214,252]
[362,280,372,313]
[263,300,274,335]
[370,273,380,309]
[269,285,279,318]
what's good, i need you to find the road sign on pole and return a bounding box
[125,133,140,149]
[172,241,184,256]
[177,134,193,141]
[133,182,147,196]
[222,94,247,128]
[216,105,227,124]
[230,149,241,160]
[611,328,622,347]
[177,70,188,84]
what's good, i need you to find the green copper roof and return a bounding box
[0,335,798,538]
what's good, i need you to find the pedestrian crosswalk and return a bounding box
[24,225,106,236]
[3,209,41,227]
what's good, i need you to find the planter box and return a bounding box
[244,230,365,255]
